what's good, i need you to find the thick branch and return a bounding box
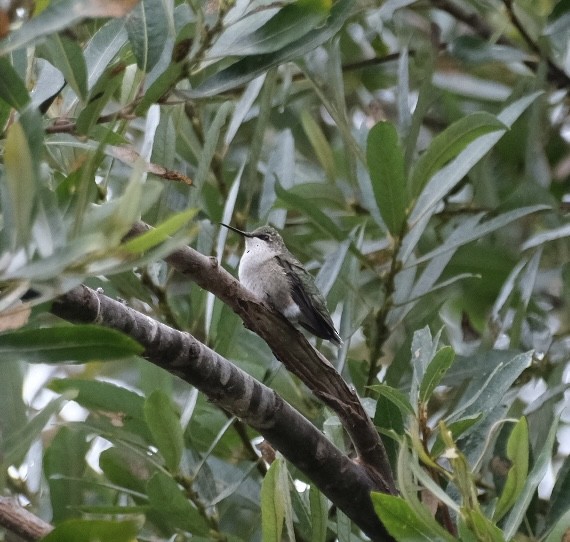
[128,222,395,495]
[51,285,393,541]
[0,497,53,541]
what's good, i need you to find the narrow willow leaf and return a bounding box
[546,454,570,528]
[225,75,266,147]
[543,508,570,542]
[309,485,328,542]
[4,119,37,246]
[452,351,532,421]
[410,112,506,198]
[0,57,30,109]
[419,346,455,404]
[3,395,68,466]
[0,0,136,56]
[404,91,543,262]
[42,518,141,542]
[431,415,482,457]
[301,110,335,180]
[371,492,455,541]
[146,472,211,535]
[39,34,88,101]
[366,121,408,235]
[49,378,145,421]
[369,383,415,416]
[0,325,143,364]
[84,19,128,92]
[194,101,233,187]
[463,509,506,542]
[494,417,529,521]
[503,417,559,539]
[44,426,92,522]
[521,223,570,250]
[125,0,168,72]
[274,181,344,240]
[261,457,287,542]
[227,1,330,56]
[121,208,198,253]
[408,205,549,268]
[144,390,184,472]
[178,0,351,98]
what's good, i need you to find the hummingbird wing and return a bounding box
[275,256,342,346]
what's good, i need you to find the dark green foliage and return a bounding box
[0,0,569,540]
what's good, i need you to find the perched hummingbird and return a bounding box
[221,224,342,346]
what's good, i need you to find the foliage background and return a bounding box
[0,0,569,540]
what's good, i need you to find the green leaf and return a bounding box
[125,0,168,72]
[371,492,455,541]
[543,508,570,542]
[42,519,141,542]
[146,471,211,535]
[83,18,128,92]
[0,0,134,56]
[460,509,506,542]
[135,60,186,115]
[373,391,404,467]
[0,326,143,364]
[494,417,529,521]
[121,208,198,253]
[521,223,570,251]
[503,417,559,539]
[309,485,328,542]
[546,454,570,528]
[0,57,30,109]
[410,112,506,198]
[406,91,544,244]
[409,205,550,268]
[3,395,68,466]
[39,34,88,101]
[261,457,291,542]
[431,415,482,457]
[48,378,145,420]
[369,383,415,416]
[366,121,408,235]
[453,351,532,421]
[4,118,37,246]
[178,0,352,98]
[301,110,336,180]
[419,346,455,404]
[75,67,124,134]
[99,447,149,496]
[274,181,343,239]
[226,1,330,56]
[144,390,184,472]
[194,101,233,188]
[44,426,91,522]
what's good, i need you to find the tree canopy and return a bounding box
[0,0,569,541]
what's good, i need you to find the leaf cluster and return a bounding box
[0,0,569,540]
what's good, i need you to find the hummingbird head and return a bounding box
[220,224,286,254]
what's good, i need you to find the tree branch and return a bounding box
[51,284,393,541]
[127,222,396,495]
[0,497,53,541]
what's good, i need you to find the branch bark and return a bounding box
[128,222,395,495]
[0,497,53,541]
[51,284,393,541]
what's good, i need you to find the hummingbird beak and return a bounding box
[219,223,254,238]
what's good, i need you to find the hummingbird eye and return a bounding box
[258,234,270,241]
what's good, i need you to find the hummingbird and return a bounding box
[221,224,342,346]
